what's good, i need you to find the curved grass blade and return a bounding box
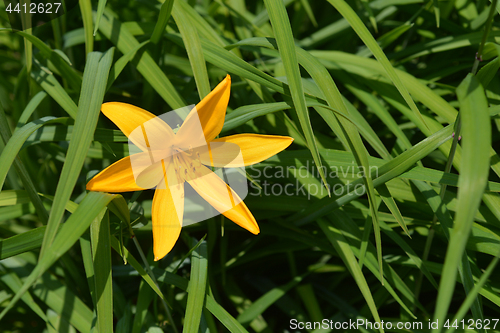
[0,191,121,321]
[97,8,185,110]
[292,124,453,225]
[93,0,107,36]
[0,226,47,260]
[446,253,500,333]
[432,74,491,332]
[79,0,93,54]
[38,49,114,260]
[412,180,486,326]
[0,102,50,223]
[325,0,427,128]
[150,0,174,45]
[106,40,149,91]
[15,91,47,128]
[318,218,384,332]
[237,272,308,326]
[263,0,329,191]
[31,66,78,118]
[0,117,71,191]
[90,210,113,333]
[0,29,82,91]
[183,239,208,333]
[173,3,211,99]
[222,102,291,133]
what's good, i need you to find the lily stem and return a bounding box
[132,237,179,333]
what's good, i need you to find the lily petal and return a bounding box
[184,163,259,234]
[152,159,185,261]
[101,102,174,151]
[86,155,149,192]
[199,134,294,167]
[176,75,231,145]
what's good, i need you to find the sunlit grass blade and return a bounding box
[432,74,491,332]
[412,180,485,324]
[13,92,48,129]
[293,124,453,225]
[0,226,46,260]
[90,210,113,333]
[263,0,329,191]
[131,279,155,333]
[0,270,48,322]
[0,117,71,191]
[0,190,30,206]
[183,239,208,333]
[30,66,78,119]
[0,29,82,91]
[39,49,113,259]
[0,103,49,223]
[173,3,211,99]
[150,0,174,45]
[318,218,384,332]
[0,191,121,321]
[98,8,185,109]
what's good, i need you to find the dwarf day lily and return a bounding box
[87,75,293,260]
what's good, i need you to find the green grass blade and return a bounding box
[412,180,486,324]
[131,279,155,333]
[150,0,174,45]
[0,103,49,223]
[0,191,120,321]
[0,226,47,260]
[376,184,410,236]
[39,49,114,259]
[98,8,185,109]
[432,74,491,332]
[0,190,30,206]
[263,0,329,189]
[0,29,82,91]
[79,0,93,54]
[94,0,107,36]
[293,124,453,225]
[15,91,47,128]
[173,3,211,99]
[0,271,48,322]
[106,41,149,91]
[183,239,208,333]
[318,218,384,332]
[91,210,113,333]
[31,66,78,118]
[446,254,500,333]
[237,273,308,326]
[313,0,428,128]
[109,236,167,302]
[222,102,291,133]
[0,117,70,191]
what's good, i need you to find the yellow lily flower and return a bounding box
[87,75,293,260]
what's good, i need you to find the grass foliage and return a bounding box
[1,0,500,332]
